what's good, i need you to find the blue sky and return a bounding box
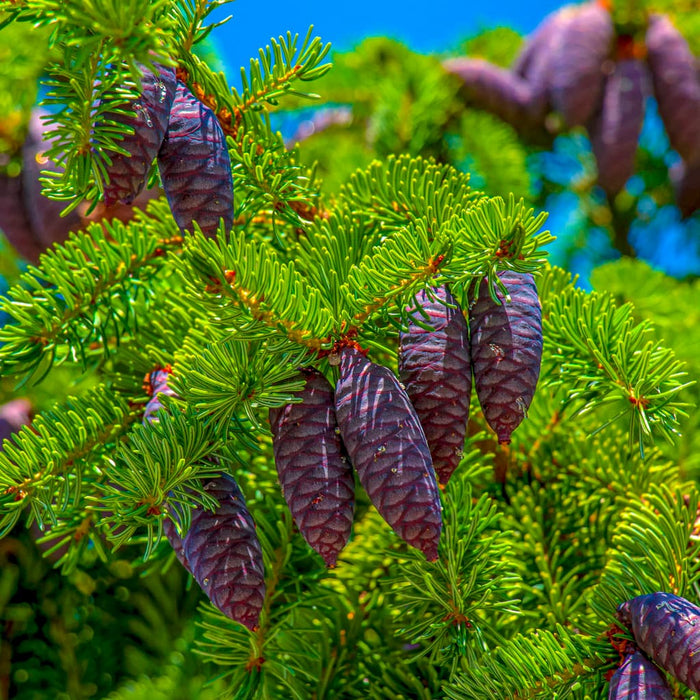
[212,0,567,87]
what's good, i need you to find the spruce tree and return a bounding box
[0,1,698,698]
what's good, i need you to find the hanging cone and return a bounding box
[549,1,613,127]
[269,368,355,567]
[616,592,700,692]
[0,172,43,263]
[588,59,649,197]
[469,271,542,444]
[443,58,543,131]
[334,346,442,561]
[184,474,266,630]
[646,14,700,165]
[157,81,234,237]
[98,65,177,206]
[398,285,471,485]
[608,650,672,699]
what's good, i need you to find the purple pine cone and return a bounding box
[469,271,542,444]
[269,369,355,567]
[0,172,43,264]
[184,474,266,630]
[513,6,579,123]
[646,14,700,165]
[616,592,700,693]
[162,502,191,574]
[100,65,176,207]
[398,286,471,486]
[443,58,543,130]
[157,81,234,237]
[334,347,442,561]
[22,111,82,249]
[549,1,613,127]
[670,160,700,219]
[589,60,649,197]
[609,650,672,699]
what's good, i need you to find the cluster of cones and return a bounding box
[445,2,700,215]
[611,592,700,696]
[142,271,542,630]
[0,63,235,264]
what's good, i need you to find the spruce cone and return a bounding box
[609,650,672,699]
[334,347,442,561]
[646,14,700,165]
[589,60,649,197]
[269,369,355,567]
[616,592,700,692]
[184,474,265,630]
[0,172,43,264]
[398,286,471,485]
[157,81,234,237]
[100,65,177,206]
[549,1,613,128]
[22,111,83,249]
[443,58,542,131]
[512,5,579,124]
[469,271,542,444]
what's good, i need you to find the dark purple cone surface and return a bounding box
[398,286,471,486]
[609,650,672,700]
[443,58,542,130]
[157,81,233,237]
[549,1,613,127]
[513,6,576,80]
[589,60,648,197]
[269,370,355,567]
[0,172,43,264]
[334,347,442,560]
[646,14,700,165]
[512,6,579,124]
[100,65,177,206]
[22,111,82,249]
[670,160,700,218]
[469,271,542,444]
[162,503,191,574]
[183,474,265,630]
[616,592,700,692]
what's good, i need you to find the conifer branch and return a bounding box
[444,627,609,699]
[0,388,138,535]
[542,286,692,449]
[177,230,335,349]
[589,485,700,628]
[0,205,182,382]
